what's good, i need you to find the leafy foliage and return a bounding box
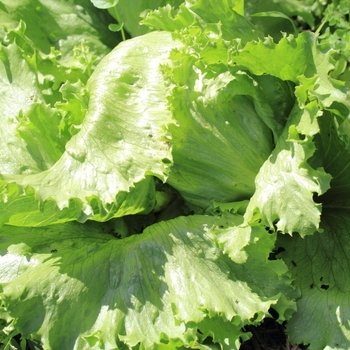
[0,0,349,349]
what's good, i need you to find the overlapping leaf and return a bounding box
[244,101,331,236]
[0,214,294,349]
[1,0,350,349]
[278,209,350,349]
[237,32,348,236]
[0,31,181,225]
[91,0,184,37]
[166,66,284,209]
[0,0,116,56]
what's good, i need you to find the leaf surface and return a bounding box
[0,215,294,349]
[278,209,350,349]
[0,31,180,224]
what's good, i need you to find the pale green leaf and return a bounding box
[166,65,294,209]
[106,0,184,37]
[0,31,181,224]
[0,0,117,54]
[244,102,331,236]
[0,42,45,175]
[0,215,294,349]
[230,32,317,82]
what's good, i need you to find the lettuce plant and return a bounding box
[0,0,349,349]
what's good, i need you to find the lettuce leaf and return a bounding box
[0,214,294,349]
[0,31,180,225]
[237,33,346,236]
[91,0,184,37]
[278,209,350,349]
[0,0,350,349]
[0,0,117,55]
[166,67,285,208]
[145,3,295,210]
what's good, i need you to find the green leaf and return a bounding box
[0,31,181,224]
[16,103,69,170]
[105,0,184,37]
[0,0,117,54]
[0,215,294,349]
[190,0,262,43]
[142,0,261,43]
[238,32,348,236]
[0,42,45,175]
[278,209,350,349]
[140,3,197,32]
[166,62,294,209]
[230,32,317,82]
[244,102,331,236]
[90,0,120,9]
[245,0,315,39]
[309,109,350,210]
[55,80,89,139]
[250,11,298,36]
[212,216,297,323]
[108,22,124,32]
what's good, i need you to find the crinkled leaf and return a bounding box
[0,215,294,349]
[188,0,264,45]
[55,80,89,138]
[212,215,297,323]
[140,3,197,32]
[239,32,349,236]
[0,31,181,224]
[142,0,262,44]
[278,209,350,349]
[244,102,331,236]
[232,31,347,106]
[0,0,117,54]
[0,2,116,109]
[16,103,68,170]
[104,0,184,37]
[230,32,317,82]
[166,63,294,209]
[196,316,244,350]
[0,178,155,227]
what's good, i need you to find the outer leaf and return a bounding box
[212,213,297,322]
[238,32,348,236]
[0,42,47,175]
[0,31,181,224]
[232,31,347,107]
[188,0,248,35]
[142,0,262,43]
[244,102,331,236]
[105,0,184,37]
[0,215,294,349]
[0,178,154,227]
[0,0,117,54]
[278,209,350,349]
[140,3,197,32]
[231,32,317,83]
